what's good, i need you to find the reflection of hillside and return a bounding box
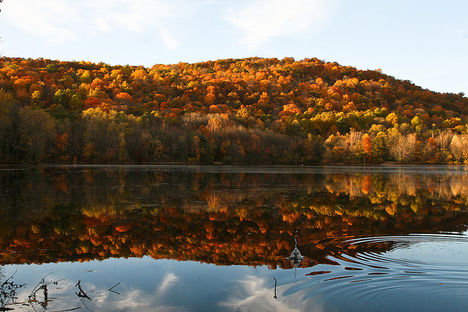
[0,168,466,267]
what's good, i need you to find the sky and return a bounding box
[0,0,467,95]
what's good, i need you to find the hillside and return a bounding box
[0,56,467,164]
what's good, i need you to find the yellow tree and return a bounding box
[362,134,372,163]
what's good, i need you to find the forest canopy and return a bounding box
[0,56,467,164]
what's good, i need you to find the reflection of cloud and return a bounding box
[156,272,179,296]
[219,275,325,312]
[94,272,180,311]
[226,0,337,49]
[13,274,184,312]
[97,289,184,312]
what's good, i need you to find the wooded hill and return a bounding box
[0,56,467,164]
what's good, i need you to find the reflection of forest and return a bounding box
[0,168,466,267]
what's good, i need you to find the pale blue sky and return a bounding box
[0,0,467,94]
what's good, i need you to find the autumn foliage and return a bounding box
[0,56,466,164]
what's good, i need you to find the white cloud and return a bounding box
[1,0,181,49]
[3,0,78,43]
[159,26,180,50]
[226,0,337,49]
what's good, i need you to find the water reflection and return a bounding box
[0,166,466,267]
[0,166,466,311]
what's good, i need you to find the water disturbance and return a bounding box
[0,165,466,311]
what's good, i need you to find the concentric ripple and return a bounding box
[286,232,468,312]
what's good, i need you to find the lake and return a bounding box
[0,165,467,311]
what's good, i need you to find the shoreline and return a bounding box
[1,163,466,174]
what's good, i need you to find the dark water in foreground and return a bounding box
[0,165,467,311]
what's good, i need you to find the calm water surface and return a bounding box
[0,165,467,311]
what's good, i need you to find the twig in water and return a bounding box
[28,272,54,301]
[1,269,25,309]
[108,282,120,295]
[80,298,94,312]
[75,280,92,301]
[273,277,278,299]
[2,270,17,285]
[50,307,81,312]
